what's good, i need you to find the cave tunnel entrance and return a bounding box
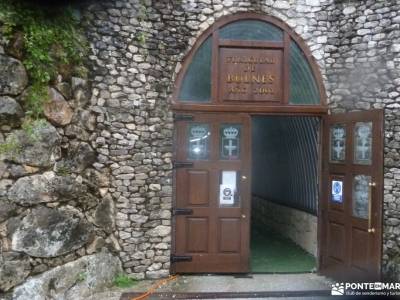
[251,115,320,273]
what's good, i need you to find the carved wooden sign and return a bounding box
[219,48,282,102]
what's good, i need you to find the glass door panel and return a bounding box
[220,124,241,160]
[352,175,371,219]
[187,123,211,160]
[354,122,372,165]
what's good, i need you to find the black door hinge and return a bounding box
[173,161,194,168]
[171,255,193,263]
[173,208,193,216]
[173,113,194,122]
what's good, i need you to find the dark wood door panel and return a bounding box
[186,217,209,253]
[217,208,242,216]
[218,218,241,253]
[176,169,211,207]
[327,221,346,263]
[173,113,251,273]
[174,253,245,273]
[187,170,210,206]
[320,110,383,281]
[350,227,369,272]
[327,211,346,223]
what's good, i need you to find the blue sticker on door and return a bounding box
[331,180,343,203]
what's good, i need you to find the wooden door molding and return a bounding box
[320,110,384,281]
[172,113,251,273]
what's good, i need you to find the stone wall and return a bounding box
[322,0,400,280]
[81,0,335,280]
[1,0,400,293]
[81,0,400,281]
[252,196,318,256]
[0,9,122,297]
[81,1,176,280]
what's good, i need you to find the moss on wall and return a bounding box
[0,0,88,119]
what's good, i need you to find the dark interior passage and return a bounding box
[250,116,320,273]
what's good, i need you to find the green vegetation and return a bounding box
[0,135,21,156]
[136,31,148,47]
[136,0,149,52]
[76,272,87,282]
[137,1,148,22]
[0,0,88,119]
[113,274,138,288]
[0,119,47,156]
[0,0,88,156]
[55,164,71,176]
[21,118,47,141]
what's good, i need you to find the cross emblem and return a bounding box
[222,126,239,158]
[357,125,370,160]
[224,139,237,157]
[358,144,369,159]
[333,141,343,160]
[332,127,345,160]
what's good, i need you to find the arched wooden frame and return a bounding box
[172,13,327,115]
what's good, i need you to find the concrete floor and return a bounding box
[159,274,332,293]
[88,273,334,300]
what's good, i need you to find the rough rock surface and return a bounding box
[0,0,399,289]
[12,251,122,300]
[0,4,106,294]
[0,54,28,95]
[0,252,31,292]
[5,31,25,60]
[55,82,72,99]
[71,77,90,108]
[0,96,23,126]
[60,142,96,173]
[7,164,39,179]
[94,196,115,234]
[7,172,84,206]
[0,197,18,223]
[9,206,93,257]
[43,88,73,126]
[3,121,61,167]
[80,0,400,281]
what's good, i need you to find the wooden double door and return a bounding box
[172,113,251,273]
[320,110,384,281]
[172,110,384,280]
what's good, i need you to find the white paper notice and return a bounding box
[222,171,236,187]
[220,184,235,205]
[220,171,237,205]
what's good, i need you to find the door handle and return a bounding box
[368,182,376,233]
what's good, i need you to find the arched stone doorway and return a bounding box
[172,12,326,111]
[171,13,383,281]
